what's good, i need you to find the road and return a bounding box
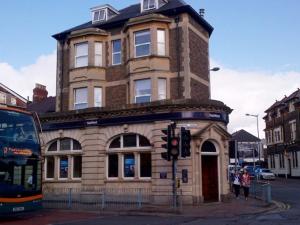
[1,178,299,225]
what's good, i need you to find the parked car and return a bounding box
[257,168,275,180]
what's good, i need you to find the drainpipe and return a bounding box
[175,16,180,99]
[59,39,65,112]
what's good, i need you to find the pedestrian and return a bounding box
[232,171,241,198]
[241,170,251,200]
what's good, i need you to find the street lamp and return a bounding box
[210,67,220,72]
[245,114,260,167]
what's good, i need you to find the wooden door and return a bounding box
[202,155,219,202]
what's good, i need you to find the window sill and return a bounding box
[104,178,151,183]
[127,55,170,63]
[43,179,82,183]
[69,66,106,72]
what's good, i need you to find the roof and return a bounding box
[231,129,260,142]
[0,83,28,103]
[265,88,300,113]
[53,0,213,40]
[27,97,56,114]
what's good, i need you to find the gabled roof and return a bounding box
[0,83,28,103]
[231,129,260,142]
[27,97,56,114]
[53,0,213,40]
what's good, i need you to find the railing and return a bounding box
[250,180,272,204]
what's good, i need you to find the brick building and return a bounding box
[264,89,300,178]
[40,0,232,204]
[0,83,28,108]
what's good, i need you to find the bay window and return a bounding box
[135,30,151,57]
[74,87,88,110]
[135,79,151,103]
[94,87,102,107]
[95,42,103,67]
[157,30,166,56]
[75,42,88,68]
[158,78,167,100]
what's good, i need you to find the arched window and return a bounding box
[201,141,216,153]
[108,134,152,180]
[45,138,82,181]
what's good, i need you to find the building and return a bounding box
[264,89,300,178]
[39,0,232,204]
[27,84,56,114]
[229,129,263,166]
[0,83,28,108]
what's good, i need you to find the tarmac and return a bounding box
[0,194,281,225]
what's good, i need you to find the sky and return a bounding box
[0,0,300,138]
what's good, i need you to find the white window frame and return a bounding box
[75,42,88,68]
[10,97,17,106]
[93,9,107,22]
[112,39,122,65]
[289,120,297,141]
[71,156,82,180]
[0,92,6,104]
[142,0,157,11]
[122,153,136,180]
[45,157,55,180]
[95,42,103,67]
[134,30,151,58]
[74,87,88,110]
[157,30,166,56]
[134,79,152,103]
[58,156,69,180]
[106,154,119,180]
[289,101,295,112]
[94,87,102,107]
[158,78,167,100]
[138,153,152,179]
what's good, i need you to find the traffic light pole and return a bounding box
[172,157,177,208]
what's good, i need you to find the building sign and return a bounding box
[2,147,32,157]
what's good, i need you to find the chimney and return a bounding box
[33,83,48,103]
[199,8,205,17]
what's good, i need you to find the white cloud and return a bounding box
[210,61,300,138]
[0,51,56,101]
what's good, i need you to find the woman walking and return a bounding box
[232,171,241,198]
[242,170,251,200]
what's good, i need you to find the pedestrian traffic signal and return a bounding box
[180,127,191,158]
[161,125,171,161]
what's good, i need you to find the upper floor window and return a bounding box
[94,87,102,107]
[157,30,166,56]
[289,120,297,141]
[276,108,281,118]
[95,42,103,67]
[158,78,166,100]
[74,87,88,110]
[142,0,156,11]
[91,5,119,24]
[289,101,295,112]
[135,79,151,103]
[0,92,6,104]
[10,97,17,106]
[273,127,283,143]
[135,30,151,58]
[75,42,88,68]
[112,39,121,65]
[93,9,106,22]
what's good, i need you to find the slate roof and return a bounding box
[27,97,56,114]
[231,129,260,142]
[53,0,213,40]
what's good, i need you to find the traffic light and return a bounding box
[161,125,171,161]
[169,136,179,159]
[180,127,191,158]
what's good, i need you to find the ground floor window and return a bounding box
[140,153,151,178]
[108,154,118,178]
[279,153,285,168]
[124,154,135,178]
[73,156,82,178]
[292,151,298,168]
[270,154,275,169]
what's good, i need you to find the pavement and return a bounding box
[0,194,280,225]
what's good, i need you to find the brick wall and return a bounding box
[190,78,209,101]
[105,85,127,107]
[170,77,184,99]
[169,27,184,73]
[189,29,209,81]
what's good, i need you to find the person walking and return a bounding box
[242,170,251,200]
[232,171,241,199]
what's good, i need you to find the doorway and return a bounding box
[202,155,219,202]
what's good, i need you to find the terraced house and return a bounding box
[265,89,300,178]
[40,0,232,204]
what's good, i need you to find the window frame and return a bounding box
[112,39,122,65]
[94,87,102,107]
[107,154,119,179]
[134,79,152,104]
[134,30,151,58]
[75,42,89,68]
[157,29,166,56]
[0,92,6,105]
[58,156,69,180]
[95,42,103,67]
[71,155,82,180]
[158,78,167,100]
[142,0,157,11]
[74,87,88,110]
[93,9,107,22]
[45,157,55,180]
[139,152,152,179]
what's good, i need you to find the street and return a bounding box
[0,178,299,225]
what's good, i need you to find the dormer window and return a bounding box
[141,0,168,12]
[91,5,119,24]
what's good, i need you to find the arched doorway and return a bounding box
[201,141,219,202]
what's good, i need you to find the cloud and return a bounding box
[210,61,300,138]
[0,51,56,101]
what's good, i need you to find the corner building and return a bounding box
[41,0,232,204]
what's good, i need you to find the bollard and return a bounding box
[266,184,272,204]
[68,188,72,209]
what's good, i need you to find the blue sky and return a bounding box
[0,0,300,136]
[0,0,299,72]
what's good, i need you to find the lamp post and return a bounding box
[245,114,260,167]
[210,67,220,72]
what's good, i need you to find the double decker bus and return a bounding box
[0,107,42,214]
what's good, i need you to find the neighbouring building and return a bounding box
[229,129,263,166]
[39,0,232,204]
[264,89,300,178]
[0,83,28,109]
